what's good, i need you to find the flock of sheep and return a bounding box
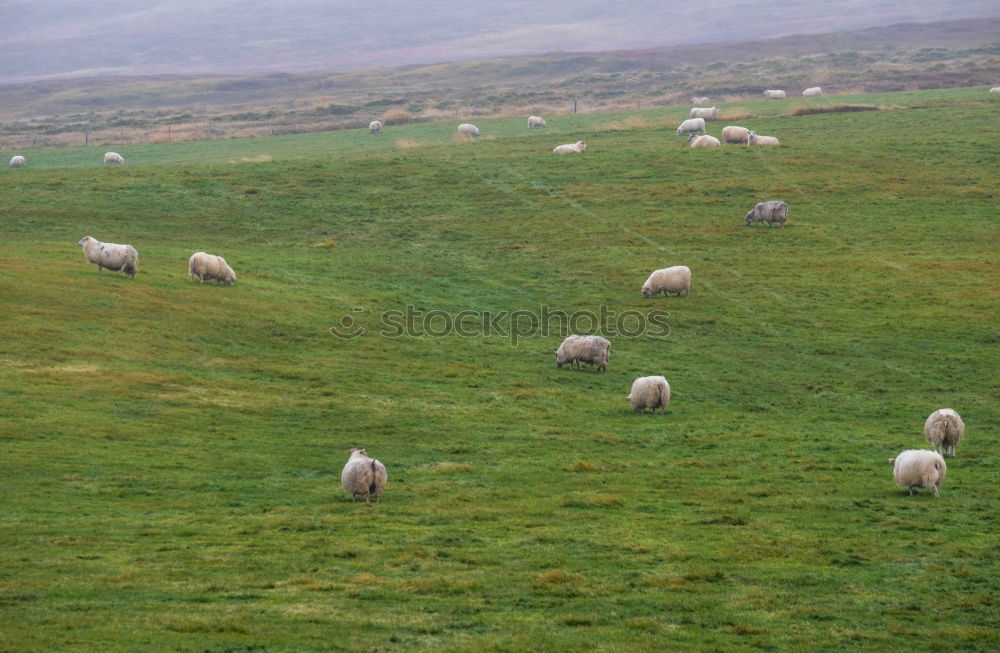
[76,236,236,285]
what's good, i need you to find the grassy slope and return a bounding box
[0,87,998,651]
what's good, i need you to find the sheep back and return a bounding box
[627,376,670,412]
[10,155,25,168]
[77,236,138,277]
[341,448,387,502]
[924,408,965,456]
[891,450,946,497]
[642,266,691,297]
[722,126,750,144]
[369,120,382,133]
[457,123,480,137]
[189,251,237,285]
[745,201,788,227]
[555,334,610,371]
[689,107,719,120]
[528,116,546,128]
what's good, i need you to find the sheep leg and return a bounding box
[908,486,916,496]
[931,485,940,498]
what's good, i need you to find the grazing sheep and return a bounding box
[188,252,237,286]
[642,266,691,297]
[748,132,780,146]
[890,450,946,497]
[457,123,480,137]
[104,152,125,165]
[924,408,965,457]
[744,200,788,228]
[341,448,387,503]
[77,236,138,278]
[627,376,670,413]
[690,96,710,104]
[528,115,547,128]
[802,87,822,97]
[722,125,751,144]
[555,334,610,372]
[553,140,586,154]
[689,106,719,120]
[688,134,720,148]
[10,155,25,168]
[369,120,382,134]
[676,117,706,137]
[763,90,786,99]
[990,87,1000,94]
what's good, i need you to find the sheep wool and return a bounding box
[924,408,965,457]
[642,266,691,297]
[553,141,586,154]
[10,155,25,168]
[722,126,751,144]
[457,123,480,137]
[104,152,125,165]
[689,107,719,120]
[369,120,382,134]
[341,448,388,503]
[77,236,138,278]
[555,334,610,372]
[689,134,720,148]
[891,450,946,497]
[188,252,237,285]
[627,376,670,413]
[528,116,547,128]
[745,201,788,228]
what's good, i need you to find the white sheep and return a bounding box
[369,120,382,134]
[627,376,670,413]
[745,200,788,228]
[77,236,138,278]
[553,140,586,154]
[722,125,751,144]
[10,155,25,168]
[989,87,1000,94]
[104,152,125,165]
[763,90,786,99]
[642,266,691,297]
[341,448,387,503]
[748,132,780,146]
[676,117,706,137]
[690,96,710,104]
[688,134,720,148]
[689,106,719,120]
[188,252,237,286]
[890,450,946,497]
[924,408,965,457]
[528,115,547,128]
[802,87,822,97]
[555,334,610,372]
[457,123,480,137]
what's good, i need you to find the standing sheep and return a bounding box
[528,115,547,128]
[627,376,670,413]
[748,132,780,146]
[802,87,822,97]
[369,120,382,134]
[555,334,610,372]
[890,450,947,497]
[689,107,719,120]
[641,266,691,297]
[690,96,710,104]
[676,117,706,137]
[763,90,786,99]
[457,123,480,137]
[10,155,25,168]
[341,448,388,503]
[104,152,125,165]
[924,408,965,457]
[188,252,237,286]
[77,236,138,278]
[553,140,586,154]
[722,125,752,144]
[688,134,720,148]
[744,201,788,228]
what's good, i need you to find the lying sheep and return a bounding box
[369,120,382,134]
[745,200,788,228]
[341,448,387,503]
[924,408,965,457]
[188,252,237,286]
[802,87,822,97]
[763,89,786,99]
[528,115,547,128]
[77,236,138,278]
[688,134,720,148]
[689,106,719,120]
[990,87,1000,94]
[690,96,710,104]
[104,152,125,165]
[890,450,946,497]
[748,132,780,146]
[627,376,670,413]
[553,140,586,154]
[10,155,25,168]
[676,117,706,137]
[555,334,610,372]
[457,123,480,137]
[642,266,691,297]
[722,125,751,144]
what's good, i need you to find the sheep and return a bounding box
[890,450,946,497]
[369,120,382,134]
[689,106,719,120]
[748,132,780,146]
[763,90,786,99]
[690,96,710,104]
[642,266,691,297]
[990,87,1000,94]
[627,376,670,413]
[722,125,751,144]
[104,152,125,165]
[77,236,138,278]
[10,155,25,168]
[188,252,237,286]
[676,117,706,137]
[688,134,720,148]
[528,115,547,128]
[457,123,480,137]
[341,448,387,503]
[555,334,610,372]
[553,140,586,154]
[744,200,788,228]
[802,87,822,97]
[924,408,965,457]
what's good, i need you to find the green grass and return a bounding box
[1,87,998,651]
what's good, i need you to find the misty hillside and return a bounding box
[2,0,998,83]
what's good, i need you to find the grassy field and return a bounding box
[1,87,998,651]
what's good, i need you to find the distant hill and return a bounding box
[0,0,997,83]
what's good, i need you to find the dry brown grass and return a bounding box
[381,108,412,125]
[395,138,419,149]
[598,116,650,132]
